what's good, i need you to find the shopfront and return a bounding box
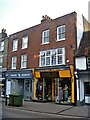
[33,65,75,105]
[5,69,33,100]
[75,70,90,105]
[0,71,6,97]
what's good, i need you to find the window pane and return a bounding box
[0,41,4,51]
[57,56,62,64]
[57,25,65,40]
[46,51,50,56]
[42,30,49,44]
[57,48,62,54]
[12,56,17,69]
[41,57,45,66]
[0,57,3,63]
[46,57,50,65]
[62,26,65,33]
[52,55,56,65]
[21,55,27,68]
[22,36,28,49]
[13,39,18,51]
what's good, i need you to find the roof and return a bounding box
[75,31,90,57]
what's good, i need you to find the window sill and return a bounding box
[41,42,49,45]
[56,38,65,42]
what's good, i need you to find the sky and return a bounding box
[0,0,90,35]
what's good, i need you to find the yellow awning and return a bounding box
[35,72,40,78]
[59,70,71,78]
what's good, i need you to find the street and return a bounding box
[2,106,87,119]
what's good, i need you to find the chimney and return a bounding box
[0,28,7,38]
[2,28,6,33]
[41,15,52,23]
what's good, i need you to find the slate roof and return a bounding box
[75,31,90,57]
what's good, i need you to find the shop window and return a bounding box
[36,78,52,101]
[36,79,43,100]
[84,82,90,95]
[55,78,71,104]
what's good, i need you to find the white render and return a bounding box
[75,57,86,70]
[80,80,84,102]
[85,96,90,103]
[77,14,84,48]
[76,80,79,101]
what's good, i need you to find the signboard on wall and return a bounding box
[5,70,32,79]
[40,72,59,78]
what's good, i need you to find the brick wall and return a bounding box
[8,12,77,70]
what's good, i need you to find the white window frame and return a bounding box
[22,36,28,49]
[0,41,4,51]
[12,56,17,69]
[87,57,90,69]
[21,54,27,68]
[39,47,65,67]
[57,25,65,41]
[42,30,49,44]
[0,55,3,63]
[12,39,18,51]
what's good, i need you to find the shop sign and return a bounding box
[41,72,59,78]
[5,70,32,78]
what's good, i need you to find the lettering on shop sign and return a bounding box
[6,72,32,78]
[41,72,59,78]
[21,74,31,76]
[11,74,17,77]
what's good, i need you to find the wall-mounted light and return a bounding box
[66,59,70,64]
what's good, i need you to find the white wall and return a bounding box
[77,14,84,48]
[80,80,84,102]
[75,57,86,70]
[76,80,79,101]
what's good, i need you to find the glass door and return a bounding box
[24,79,32,100]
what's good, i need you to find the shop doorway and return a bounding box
[84,82,90,104]
[44,78,52,101]
[24,79,32,100]
[36,78,53,102]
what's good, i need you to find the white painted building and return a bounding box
[75,31,90,105]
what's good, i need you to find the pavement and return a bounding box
[1,98,90,119]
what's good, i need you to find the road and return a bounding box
[2,106,83,119]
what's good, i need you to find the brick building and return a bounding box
[0,29,8,96]
[5,12,90,105]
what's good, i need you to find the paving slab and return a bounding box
[19,101,72,114]
[58,106,89,117]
